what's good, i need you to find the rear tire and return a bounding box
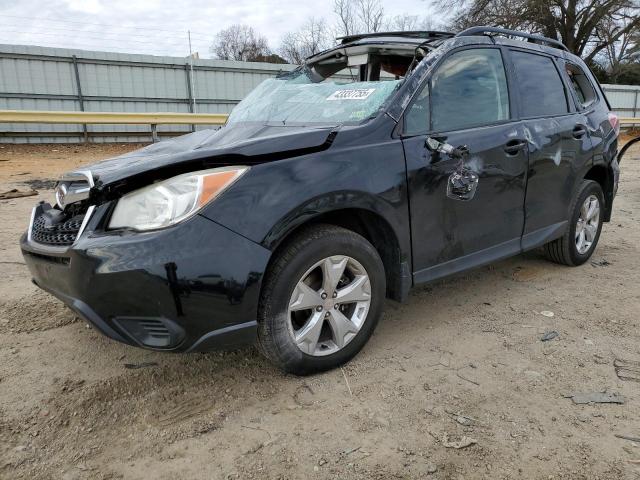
[257,224,385,375]
[544,180,604,266]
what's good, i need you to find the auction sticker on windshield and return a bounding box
[327,89,376,100]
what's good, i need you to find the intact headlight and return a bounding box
[108,166,248,231]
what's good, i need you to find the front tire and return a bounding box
[544,180,604,266]
[257,224,386,375]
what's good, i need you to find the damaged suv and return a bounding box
[21,27,619,374]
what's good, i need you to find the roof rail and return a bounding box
[338,31,454,45]
[455,26,569,52]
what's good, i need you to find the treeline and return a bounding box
[209,0,639,85]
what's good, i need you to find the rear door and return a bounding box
[562,60,618,215]
[401,47,529,282]
[507,49,594,248]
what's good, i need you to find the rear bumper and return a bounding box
[21,211,271,352]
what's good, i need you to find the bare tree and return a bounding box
[596,12,639,81]
[279,33,306,64]
[334,0,357,36]
[386,14,439,31]
[211,24,270,62]
[279,18,331,64]
[386,14,421,31]
[333,0,385,35]
[355,0,385,33]
[434,0,640,62]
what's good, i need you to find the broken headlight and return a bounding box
[108,166,248,231]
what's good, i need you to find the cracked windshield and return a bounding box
[227,69,401,126]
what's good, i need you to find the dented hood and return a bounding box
[73,123,338,188]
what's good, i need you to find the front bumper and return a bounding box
[21,207,271,352]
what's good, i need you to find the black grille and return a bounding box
[113,317,184,349]
[31,213,85,246]
[140,319,172,340]
[23,251,71,265]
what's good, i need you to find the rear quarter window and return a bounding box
[565,63,598,109]
[510,51,568,118]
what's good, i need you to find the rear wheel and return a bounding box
[544,180,604,266]
[257,224,385,375]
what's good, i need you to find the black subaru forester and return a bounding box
[21,27,620,374]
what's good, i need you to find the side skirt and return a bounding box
[411,221,568,287]
[521,221,567,252]
[412,237,521,285]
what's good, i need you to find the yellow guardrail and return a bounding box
[0,109,636,125]
[0,110,229,142]
[0,110,228,125]
[0,110,636,143]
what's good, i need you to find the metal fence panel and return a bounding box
[601,84,640,119]
[0,44,296,143]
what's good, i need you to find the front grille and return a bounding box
[31,212,85,246]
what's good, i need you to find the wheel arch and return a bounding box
[582,163,614,221]
[262,195,411,302]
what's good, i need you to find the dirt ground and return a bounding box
[1,139,640,480]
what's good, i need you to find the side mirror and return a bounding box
[425,137,469,160]
[425,136,443,152]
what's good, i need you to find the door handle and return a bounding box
[504,139,527,155]
[573,125,587,139]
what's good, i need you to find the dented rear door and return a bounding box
[508,49,594,241]
[520,113,592,237]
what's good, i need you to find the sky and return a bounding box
[0,0,435,58]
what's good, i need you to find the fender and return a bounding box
[573,151,616,222]
[262,189,409,254]
[200,129,411,257]
[260,190,413,302]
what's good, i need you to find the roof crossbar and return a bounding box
[455,26,569,52]
[338,31,455,45]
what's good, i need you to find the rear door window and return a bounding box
[510,51,568,118]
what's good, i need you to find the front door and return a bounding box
[401,47,529,283]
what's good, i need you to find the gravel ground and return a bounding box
[1,140,640,480]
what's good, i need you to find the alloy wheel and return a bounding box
[575,194,600,255]
[287,255,372,356]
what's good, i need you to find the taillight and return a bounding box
[608,112,620,137]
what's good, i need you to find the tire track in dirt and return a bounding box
[1,347,291,478]
[0,290,78,334]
